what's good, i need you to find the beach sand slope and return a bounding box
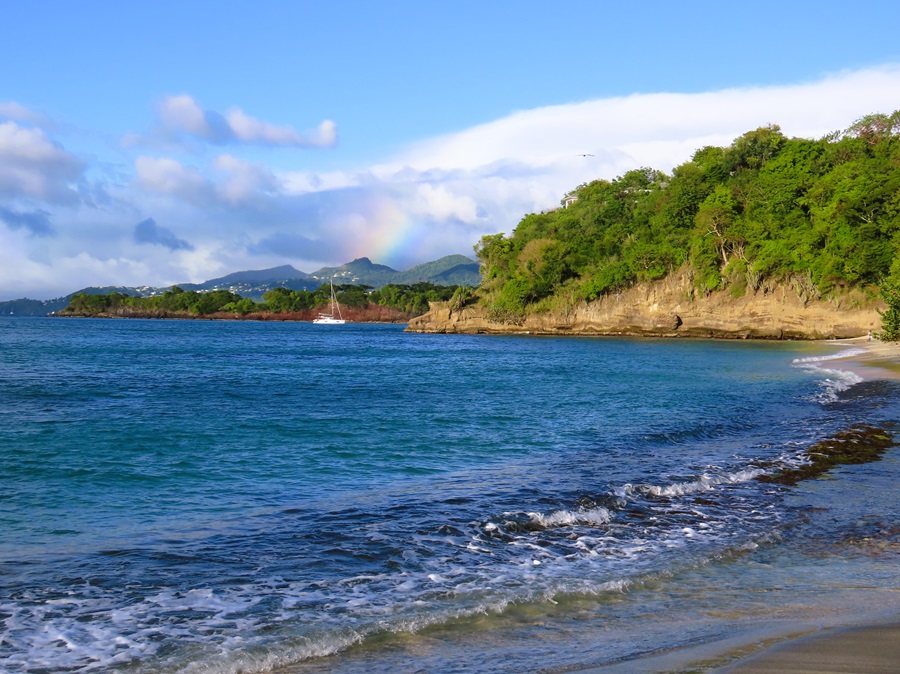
[719,623,900,673]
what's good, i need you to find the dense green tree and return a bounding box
[877,282,900,341]
[473,112,900,319]
[369,283,459,314]
[193,290,240,315]
[62,281,462,319]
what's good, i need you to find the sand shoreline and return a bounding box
[577,617,900,673]
[713,621,900,673]
[814,335,900,379]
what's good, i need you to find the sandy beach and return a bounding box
[717,622,900,673]
[823,335,900,380]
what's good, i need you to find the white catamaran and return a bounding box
[313,279,346,324]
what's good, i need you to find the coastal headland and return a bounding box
[406,270,883,340]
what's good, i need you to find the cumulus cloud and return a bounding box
[0,206,55,237]
[407,183,480,224]
[0,121,83,201]
[211,154,280,204]
[133,154,281,208]
[226,108,337,147]
[134,155,213,204]
[133,218,194,251]
[152,94,337,148]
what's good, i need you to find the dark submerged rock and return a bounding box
[757,425,895,486]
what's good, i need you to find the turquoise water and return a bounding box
[1,318,898,672]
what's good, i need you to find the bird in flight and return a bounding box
[578,153,594,157]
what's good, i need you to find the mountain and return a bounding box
[178,264,317,298]
[394,255,481,285]
[0,297,69,316]
[0,256,481,315]
[308,255,482,288]
[184,265,307,288]
[308,257,401,287]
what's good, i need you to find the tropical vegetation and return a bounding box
[472,112,900,337]
[61,282,462,319]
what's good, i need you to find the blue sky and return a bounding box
[2,1,900,299]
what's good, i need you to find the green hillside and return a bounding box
[475,112,900,325]
[393,255,480,284]
[306,255,480,288]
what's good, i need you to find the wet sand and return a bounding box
[717,622,900,673]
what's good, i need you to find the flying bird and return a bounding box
[578,153,594,157]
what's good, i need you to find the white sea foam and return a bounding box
[792,347,866,402]
[618,467,766,499]
[805,366,864,402]
[527,507,613,528]
[0,502,780,674]
[792,347,866,364]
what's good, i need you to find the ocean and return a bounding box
[1,318,898,673]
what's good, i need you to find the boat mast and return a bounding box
[331,279,343,320]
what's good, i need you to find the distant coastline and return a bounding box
[55,305,414,324]
[0,254,481,316]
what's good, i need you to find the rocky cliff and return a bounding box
[406,272,883,339]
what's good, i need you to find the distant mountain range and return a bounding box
[0,255,481,316]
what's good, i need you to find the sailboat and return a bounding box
[313,279,346,324]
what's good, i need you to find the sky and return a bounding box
[2,1,900,300]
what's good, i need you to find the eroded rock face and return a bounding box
[406,272,882,340]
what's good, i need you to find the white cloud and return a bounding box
[153,94,338,148]
[134,155,213,204]
[0,121,83,201]
[158,94,209,137]
[133,154,282,208]
[409,183,480,223]
[212,154,280,204]
[383,64,900,186]
[226,109,337,147]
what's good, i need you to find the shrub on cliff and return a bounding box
[878,282,900,341]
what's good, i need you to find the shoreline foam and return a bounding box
[825,336,900,380]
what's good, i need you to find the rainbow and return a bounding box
[339,191,431,268]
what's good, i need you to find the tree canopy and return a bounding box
[474,112,900,327]
[61,282,462,320]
